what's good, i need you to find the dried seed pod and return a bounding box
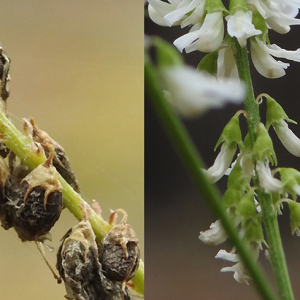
[4,153,63,241]
[57,212,133,300]
[0,142,9,158]
[99,209,140,284]
[23,118,80,193]
[0,156,12,229]
[0,46,10,101]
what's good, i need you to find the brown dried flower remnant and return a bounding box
[99,209,140,286]
[0,46,10,101]
[1,152,63,241]
[23,117,80,193]
[0,156,11,229]
[57,209,133,300]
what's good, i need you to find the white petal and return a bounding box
[199,220,228,245]
[148,4,170,26]
[256,161,283,193]
[266,43,300,62]
[174,12,224,53]
[274,121,300,156]
[215,249,239,262]
[173,24,201,52]
[181,2,205,27]
[161,66,245,117]
[226,11,262,48]
[204,143,237,183]
[250,38,289,78]
[164,0,202,26]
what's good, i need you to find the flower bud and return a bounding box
[253,123,277,165]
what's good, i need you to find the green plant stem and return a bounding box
[233,39,259,143]
[145,54,277,300]
[0,110,144,296]
[258,191,294,300]
[234,41,294,300]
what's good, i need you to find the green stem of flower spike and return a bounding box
[0,111,144,296]
[145,53,277,300]
[234,40,294,300]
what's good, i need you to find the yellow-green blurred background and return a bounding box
[0,1,143,299]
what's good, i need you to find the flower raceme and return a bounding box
[147,0,300,78]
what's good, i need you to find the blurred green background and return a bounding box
[0,1,143,299]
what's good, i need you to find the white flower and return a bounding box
[199,220,228,245]
[225,152,254,180]
[203,143,237,183]
[161,65,245,118]
[174,12,224,53]
[147,0,202,27]
[256,161,282,193]
[247,0,300,34]
[226,10,262,48]
[215,250,251,283]
[216,243,260,283]
[273,120,300,157]
[181,1,205,28]
[217,46,239,79]
[250,37,300,78]
[199,215,241,245]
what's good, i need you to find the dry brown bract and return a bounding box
[23,118,80,193]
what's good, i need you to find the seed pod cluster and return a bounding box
[0,46,10,101]
[57,209,139,300]
[0,153,63,241]
[23,118,80,193]
[99,209,140,285]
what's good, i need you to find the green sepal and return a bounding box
[265,95,296,130]
[205,0,228,14]
[249,5,268,40]
[243,133,252,151]
[227,163,249,190]
[279,168,300,200]
[215,112,242,150]
[229,0,248,13]
[154,37,184,69]
[244,215,264,243]
[222,186,244,209]
[237,190,257,227]
[272,192,283,214]
[252,123,277,165]
[288,201,300,235]
[197,51,218,75]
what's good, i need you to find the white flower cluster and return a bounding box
[147,0,300,78]
[198,95,300,283]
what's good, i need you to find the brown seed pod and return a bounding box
[0,156,12,229]
[57,210,133,300]
[4,153,63,241]
[99,209,140,284]
[23,118,80,193]
[0,46,10,101]
[0,142,9,158]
